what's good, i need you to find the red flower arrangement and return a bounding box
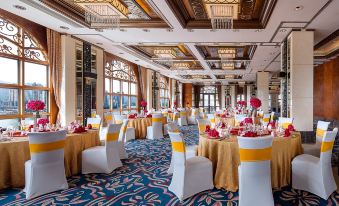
[205,125,211,133]
[208,129,219,138]
[242,131,258,138]
[146,114,152,118]
[221,114,226,118]
[237,100,247,107]
[288,124,295,132]
[284,124,295,137]
[128,114,137,119]
[243,117,253,124]
[174,102,178,107]
[250,97,262,109]
[140,100,147,108]
[37,118,49,126]
[26,100,45,111]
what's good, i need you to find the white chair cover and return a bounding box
[146,113,164,140]
[167,123,197,174]
[303,121,330,157]
[197,119,210,135]
[118,119,129,159]
[113,114,135,141]
[270,112,275,122]
[278,117,293,129]
[178,111,188,126]
[87,117,101,129]
[188,108,198,125]
[24,130,68,199]
[237,135,274,206]
[292,128,338,200]
[82,124,122,174]
[168,132,213,201]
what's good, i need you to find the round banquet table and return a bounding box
[0,130,100,190]
[197,132,303,192]
[127,117,167,139]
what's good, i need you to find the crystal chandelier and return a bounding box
[172,62,190,70]
[203,0,240,30]
[221,62,234,70]
[218,48,236,59]
[73,0,129,29]
[154,48,176,59]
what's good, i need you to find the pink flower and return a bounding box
[243,117,253,124]
[37,118,49,126]
[208,129,219,137]
[26,100,45,111]
[237,100,247,107]
[250,97,261,109]
[140,100,147,107]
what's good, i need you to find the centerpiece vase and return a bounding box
[33,111,41,131]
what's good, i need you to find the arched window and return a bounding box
[0,16,49,127]
[159,76,169,108]
[104,60,138,114]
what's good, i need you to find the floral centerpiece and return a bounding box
[140,100,147,115]
[26,100,45,130]
[249,97,261,117]
[208,129,219,139]
[37,118,49,126]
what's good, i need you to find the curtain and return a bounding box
[47,29,62,123]
[194,85,202,108]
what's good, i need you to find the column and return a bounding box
[246,85,252,107]
[256,71,269,113]
[289,31,314,131]
[230,85,236,108]
[221,85,226,109]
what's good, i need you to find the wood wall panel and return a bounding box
[314,56,339,120]
[183,83,193,107]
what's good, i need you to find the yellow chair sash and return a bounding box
[172,142,185,152]
[105,116,112,121]
[316,128,326,138]
[263,118,270,123]
[106,132,119,142]
[29,140,65,153]
[180,112,187,116]
[239,147,272,162]
[281,122,291,129]
[162,112,168,117]
[210,118,216,123]
[152,117,163,123]
[321,141,334,152]
[90,123,100,129]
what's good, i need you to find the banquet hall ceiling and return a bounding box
[1,0,338,84]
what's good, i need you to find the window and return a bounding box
[200,86,219,113]
[159,76,169,108]
[0,16,49,127]
[105,60,137,114]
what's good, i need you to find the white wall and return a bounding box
[256,72,269,113]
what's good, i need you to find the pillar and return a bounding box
[146,69,153,110]
[246,85,252,108]
[230,85,236,108]
[289,31,314,131]
[256,72,269,113]
[221,85,226,109]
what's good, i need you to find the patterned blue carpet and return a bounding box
[0,125,338,205]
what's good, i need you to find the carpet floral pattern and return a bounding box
[0,125,338,205]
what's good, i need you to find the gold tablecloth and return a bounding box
[127,117,167,139]
[197,132,303,192]
[0,130,100,190]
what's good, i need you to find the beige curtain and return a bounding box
[47,29,62,123]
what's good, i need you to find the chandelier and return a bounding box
[218,48,236,59]
[172,62,190,70]
[203,0,240,30]
[154,48,176,59]
[224,74,235,79]
[221,62,234,70]
[73,0,129,29]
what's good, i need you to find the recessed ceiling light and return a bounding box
[142,29,150,32]
[96,42,103,45]
[167,28,173,32]
[279,29,287,32]
[255,29,263,32]
[119,52,124,55]
[95,28,103,32]
[13,5,26,10]
[295,5,304,11]
[187,29,194,32]
[120,29,126,32]
[60,26,69,30]
[135,60,139,62]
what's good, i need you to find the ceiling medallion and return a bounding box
[73,0,129,29]
[203,0,240,30]
[218,48,236,59]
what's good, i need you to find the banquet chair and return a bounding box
[292,128,338,200]
[167,123,197,174]
[168,132,214,201]
[302,121,330,157]
[278,117,294,129]
[207,114,216,128]
[82,124,122,174]
[87,117,101,129]
[235,114,246,126]
[197,119,211,135]
[188,108,198,125]
[270,112,275,122]
[114,114,135,142]
[24,130,68,199]
[237,135,274,206]
[147,113,164,140]
[261,114,271,127]
[118,119,129,159]
[173,111,179,124]
[178,111,188,126]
